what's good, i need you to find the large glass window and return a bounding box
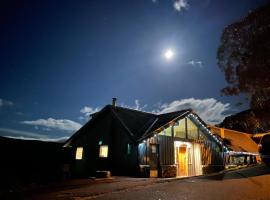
[187,118,199,139]
[75,147,83,160]
[159,126,172,136]
[174,118,186,138]
[99,145,108,158]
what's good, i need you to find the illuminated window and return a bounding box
[187,118,199,139]
[75,147,83,160]
[159,126,172,136]
[99,145,108,158]
[174,118,186,138]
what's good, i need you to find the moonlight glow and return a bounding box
[164,49,174,60]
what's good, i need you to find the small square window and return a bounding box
[127,143,132,155]
[99,145,108,158]
[75,147,83,160]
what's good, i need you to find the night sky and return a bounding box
[0,0,268,141]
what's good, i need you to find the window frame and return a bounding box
[99,145,109,158]
[186,117,199,140]
[173,118,187,139]
[75,147,83,160]
[127,143,132,155]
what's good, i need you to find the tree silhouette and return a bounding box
[217,3,270,96]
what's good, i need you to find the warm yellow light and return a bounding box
[75,147,83,160]
[174,141,192,148]
[99,145,108,158]
[164,49,174,60]
[150,170,158,178]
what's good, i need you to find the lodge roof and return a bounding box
[64,105,192,146]
[209,126,259,154]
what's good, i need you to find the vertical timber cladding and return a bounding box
[72,110,114,177]
[157,135,175,177]
[197,130,225,174]
[158,135,174,165]
[139,135,175,177]
[111,116,138,176]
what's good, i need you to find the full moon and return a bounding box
[164,49,174,60]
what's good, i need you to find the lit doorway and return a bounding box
[174,141,202,177]
[178,146,188,176]
[175,141,190,177]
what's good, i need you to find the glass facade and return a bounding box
[174,118,186,138]
[156,117,218,145]
[187,118,199,140]
[160,126,172,136]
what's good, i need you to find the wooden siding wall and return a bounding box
[198,139,225,168]
[157,135,174,165]
[71,109,143,177]
[71,112,113,177]
[138,135,174,166]
[110,117,138,176]
[191,117,225,169]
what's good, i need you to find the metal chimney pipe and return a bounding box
[112,98,117,107]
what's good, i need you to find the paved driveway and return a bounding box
[22,164,270,200]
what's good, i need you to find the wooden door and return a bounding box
[178,146,187,176]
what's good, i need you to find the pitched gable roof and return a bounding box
[111,106,191,141]
[150,110,191,132]
[64,105,191,147]
[111,106,156,138]
[63,105,112,147]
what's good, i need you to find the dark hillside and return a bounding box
[0,136,70,198]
